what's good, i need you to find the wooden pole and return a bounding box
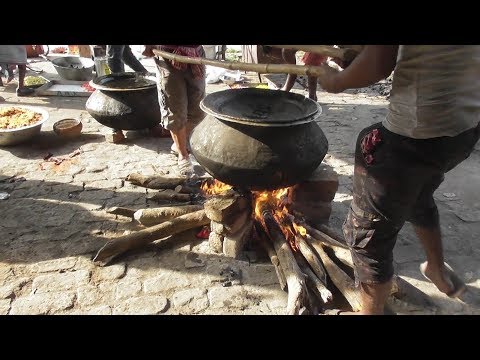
[153,49,330,78]
[267,45,359,62]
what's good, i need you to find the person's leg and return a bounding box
[121,46,148,74]
[342,124,431,314]
[281,49,297,92]
[16,64,34,96]
[411,124,480,297]
[155,58,192,175]
[307,76,318,101]
[106,45,125,73]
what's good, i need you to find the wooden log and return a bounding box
[208,230,224,253]
[153,49,331,78]
[204,194,250,223]
[147,189,191,202]
[222,219,253,259]
[295,235,328,285]
[262,208,307,315]
[309,241,362,312]
[133,205,203,227]
[306,234,353,269]
[267,45,360,63]
[174,184,195,194]
[210,220,226,235]
[301,222,349,249]
[126,173,185,190]
[106,206,136,218]
[255,222,287,291]
[93,209,210,266]
[293,250,332,304]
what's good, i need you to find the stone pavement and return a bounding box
[0,56,479,315]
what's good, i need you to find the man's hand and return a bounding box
[317,64,344,94]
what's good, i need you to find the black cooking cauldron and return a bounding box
[190,88,328,190]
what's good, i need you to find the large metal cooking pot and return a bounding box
[190,88,328,190]
[85,73,162,130]
[51,56,95,81]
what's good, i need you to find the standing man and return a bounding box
[318,45,480,314]
[146,45,206,177]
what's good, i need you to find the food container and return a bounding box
[51,56,95,81]
[53,118,83,138]
[0,105,49,146]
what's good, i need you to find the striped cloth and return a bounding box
[159,45,205,80]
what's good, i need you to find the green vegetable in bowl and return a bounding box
[24,76,47,87]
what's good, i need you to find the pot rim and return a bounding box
[89,72,157,92]
[200,88,322,127]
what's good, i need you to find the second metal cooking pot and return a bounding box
[190,88,328,190]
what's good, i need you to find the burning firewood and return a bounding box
[295,235,328,285]
[254,223,287,291]
[203,193,250,223]
[261,207,308,315]
[133,205,204,227]
[308,241,362,312]
[126,173,185,190]
[93,209,210,266]
[293,250,332,304]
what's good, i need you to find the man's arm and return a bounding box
[319,45,399,93]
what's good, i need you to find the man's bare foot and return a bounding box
[420,262,467,298]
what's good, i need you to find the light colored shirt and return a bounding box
[383,45,480,139]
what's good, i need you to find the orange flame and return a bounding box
[292,222,307,237]
[200,179,232,195]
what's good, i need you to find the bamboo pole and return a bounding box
[153,49,330,78]
[267,45,359,62]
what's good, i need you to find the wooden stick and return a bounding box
[309,241,362,312]
[255,223,287,291]
[306,234,353,269]
[147,189,191,202]
[267,45,359,62]
[174,184,195,194]
[93,209,209,266]
[106,206,136,218]
[153,49,330,78]
[302,222,349,249]
[126,173,185,190]
[262,208,307,315]
[295,235,328,285]
[293,250,332,304]
[133,205,204,227]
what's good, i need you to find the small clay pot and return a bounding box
[53,118,83,138]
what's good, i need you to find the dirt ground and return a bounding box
[0,55,479,315]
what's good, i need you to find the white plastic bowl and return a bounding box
[0,105,49,146]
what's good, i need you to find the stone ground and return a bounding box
[0,56,479,315]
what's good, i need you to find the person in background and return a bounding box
[0,46,34,96]
[105,45,151,141]
[280,49,327,101]
[106,45,149,75]
[318,45,480,315]
[144,45,206,177]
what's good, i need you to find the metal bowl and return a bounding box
[0,105,49,146]
[51,56,95,81]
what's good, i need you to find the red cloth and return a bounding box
[160,45,205,80]
[301,52,327,66]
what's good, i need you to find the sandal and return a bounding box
[177,157,194,177]
[16,87,35,97]
[420,262,467,298]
